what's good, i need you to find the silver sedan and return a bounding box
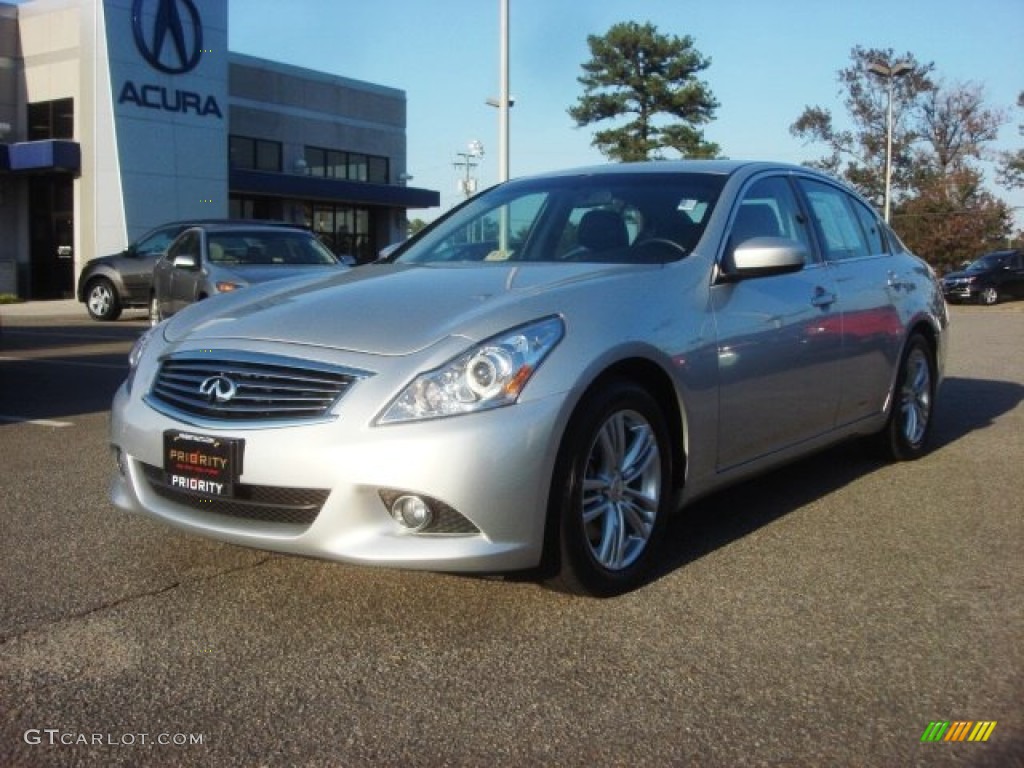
[150,223,342,324]
[110,161,948,596]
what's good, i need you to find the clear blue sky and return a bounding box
[229,0,1024,223]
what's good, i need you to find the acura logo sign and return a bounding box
[132,0,203,75]
[199,375,238,404]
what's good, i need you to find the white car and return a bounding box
[110,161,948,596]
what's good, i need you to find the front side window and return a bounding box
[168,231,199,262]
[728,176,813,256]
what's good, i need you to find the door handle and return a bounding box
[811,286,837,308]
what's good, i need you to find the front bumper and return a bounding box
[941,284,975,301]
[110,382,566,573]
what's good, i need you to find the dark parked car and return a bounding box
[942,249,1024,305]
[150,223,343,324]
[77,221,193,320]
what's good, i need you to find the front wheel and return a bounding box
[546,380,672,596]
[85,278,122,321]
[978,286,999,305]
[874,333,936,461]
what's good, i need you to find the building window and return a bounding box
[368,156,389,184]
[28,98,74,140]
[230,136,282,171]
[303,145,388,183]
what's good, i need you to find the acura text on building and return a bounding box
[121,0,222,119]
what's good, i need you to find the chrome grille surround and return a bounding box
[145,350,370,426]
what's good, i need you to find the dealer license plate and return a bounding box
[163,431,243,497]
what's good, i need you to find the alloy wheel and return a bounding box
[580,408,662,572]
[899,346,932,448]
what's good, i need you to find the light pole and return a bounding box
[868,59,913,223]
[453,140,484,198]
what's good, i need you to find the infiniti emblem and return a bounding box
[199,375,238,404]
[132,0,203,75]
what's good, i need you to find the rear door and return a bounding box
[711,174,842,471]
[795,178,903,428]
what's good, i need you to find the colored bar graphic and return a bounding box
[968,722,997,742]
[921,721,996,742]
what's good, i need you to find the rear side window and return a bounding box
[798,179,872,262]
[848,197,888,255]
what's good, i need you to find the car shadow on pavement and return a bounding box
[652,374,1023,588]
[928,376,1024,449]
[0,322,140,422]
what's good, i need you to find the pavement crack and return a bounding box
[0,554,276,645]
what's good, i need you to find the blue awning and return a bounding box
[0,140,81,175]
[230,168,440,209]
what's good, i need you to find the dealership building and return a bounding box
[0,0,439,299]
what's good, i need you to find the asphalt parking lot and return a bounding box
[0,302,1021,767]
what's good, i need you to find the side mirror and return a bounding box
[724,237,807,280]
[173,254,198,270]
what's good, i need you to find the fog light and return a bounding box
[389,495,433,532]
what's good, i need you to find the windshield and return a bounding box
[207,231,338,266]
[394,172,725,266]
[966,253,1008,272]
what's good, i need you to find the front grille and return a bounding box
[141,463,328,526]
[146,350,367,423]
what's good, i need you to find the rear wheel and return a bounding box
[85,278,122,321]
[874,333,936,461]
[546,380,672,596]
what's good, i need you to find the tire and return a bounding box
[874,334,936,461]
[85,278,122,321]
[978,286,999,306]
[546,380,672,596]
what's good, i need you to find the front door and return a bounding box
[712,174,842,471]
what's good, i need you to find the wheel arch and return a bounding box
[565,356,687,494]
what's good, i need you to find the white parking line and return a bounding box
[0,415,73,428]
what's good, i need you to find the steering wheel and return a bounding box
[630,237,689,262]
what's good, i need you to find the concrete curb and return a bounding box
[0,299,85,318]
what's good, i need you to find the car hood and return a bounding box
[942,270,972,281]
[162,262,647,356]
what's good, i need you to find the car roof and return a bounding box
[524,159,804,180]
[182,223,311,234]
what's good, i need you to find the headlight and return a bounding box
[125,327,156,394]
[216,281,245,293]
[377,316,564,424]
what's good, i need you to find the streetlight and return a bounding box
[868,59,913,222]
[453,140,484,198]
